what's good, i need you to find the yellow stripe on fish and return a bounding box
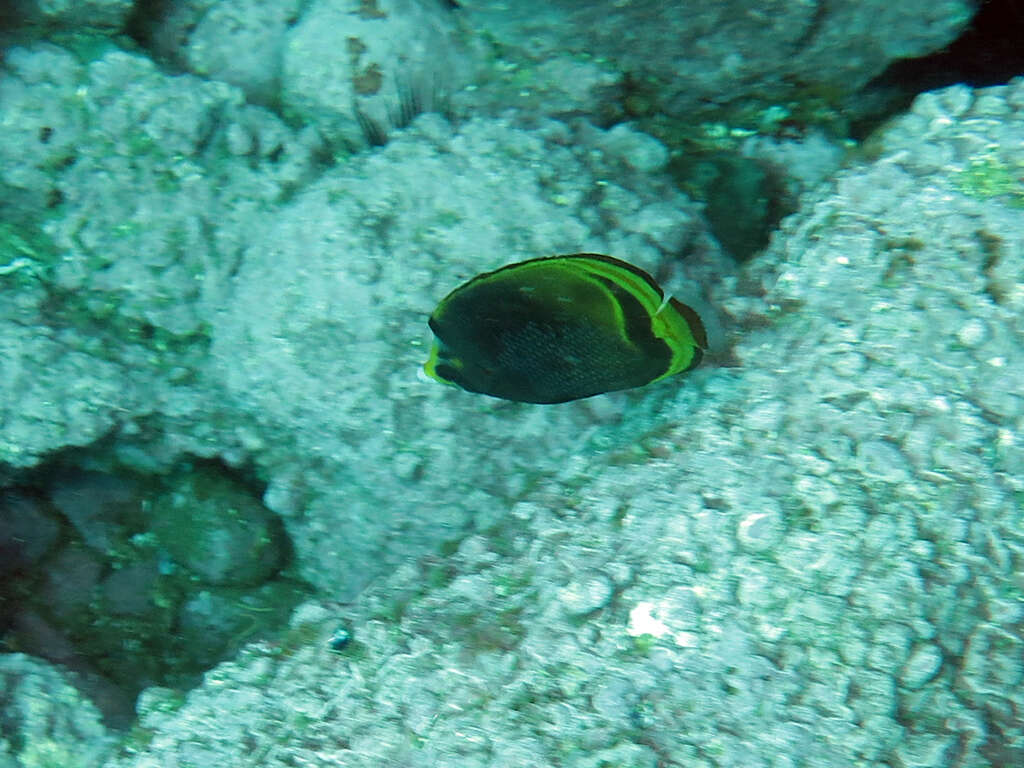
[424,253,707,404]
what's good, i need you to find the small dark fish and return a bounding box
[424,253,707,404]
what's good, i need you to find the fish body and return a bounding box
[424,253,707,403]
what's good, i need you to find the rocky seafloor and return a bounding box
[1,1,1022,767]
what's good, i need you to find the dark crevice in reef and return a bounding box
[0,447,309,729]
[123,0,193,74]
[853,0,1024,138]
[884,0,1024,90]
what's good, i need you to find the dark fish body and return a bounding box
[424,253,707,404]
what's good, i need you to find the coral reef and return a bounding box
[62,79,1024,768]
[452,0,973,123]
[1,462,305,725]
[0,2,1021,767]
[0,654,113,768]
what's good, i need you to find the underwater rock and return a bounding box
[0,44,323,470]
[12,0,133,29]
[281,0,482,147]
[150,464,284,587]
[174,581,307,667]
[900,643,943,690]
[0,654,113,768]
[184,0,303,104]
[0,490,60,578]
[39,546,104,620]
[455,0,973,121]
[100,557,162,617]
[559,572,614,618]
[49,470,143,555]
[599,124,670,173]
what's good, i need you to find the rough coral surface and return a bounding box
[137,0,973,136]
[0,45,321,469]
[453,0,973,120]
[13,0,134,28]
[204,113,714,596]
[1,6,1022,767]
[95,80,1024,768]
[0,654,113,768]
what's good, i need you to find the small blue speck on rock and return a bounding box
[328,626,351,652]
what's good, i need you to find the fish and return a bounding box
[423,253,707,403]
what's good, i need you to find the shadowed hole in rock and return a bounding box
[0,452,309,728]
